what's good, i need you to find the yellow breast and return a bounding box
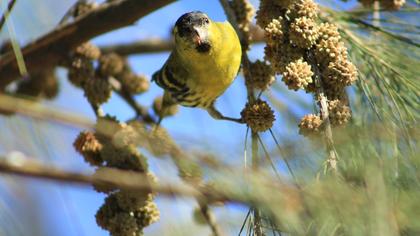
[184,21,242,106]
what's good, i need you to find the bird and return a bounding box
[152,11,242,124]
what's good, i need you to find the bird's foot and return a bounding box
[206,106,244,124]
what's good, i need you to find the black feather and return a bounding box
[175,11,209,38]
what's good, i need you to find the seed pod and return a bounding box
[265,17,285,46]
[98,53,125,77]
[68,57,94,87]
[289,17,319,49]
[229,0,254,32]
[287,0,319,19]
[119,72,150,94]
[298,114,322,137]
[323,59,358,87]
[73,131,103,166]
[84,77,112,105]
[244,60,275,90]
[74,42,101,60]
[265,43,304,74]
[282,59,314,91]
[241,99,275,132]
[328,99,352,126]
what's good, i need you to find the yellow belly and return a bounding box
[174,21,242,108]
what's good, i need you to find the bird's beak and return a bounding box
[192,26,208,46]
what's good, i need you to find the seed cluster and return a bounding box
[328,99,352,126]
[66,42,151,106]
[16,68,59,100]
[257,0,358,136]
[120,72,150,94]
[243,60,275,91]
[229,0,254,32]
[95,189,159,236]
[282,58,313,91]
[241,99,275,132]
[74,131,103,166]
[298,114,322,137]
[73,116,160,235]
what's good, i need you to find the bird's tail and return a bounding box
[151,70,159,82]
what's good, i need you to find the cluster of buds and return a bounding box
[257,0,357,136]
[95,185,159,236]
[73,116,159,235]
[95,180,159,236]
[241,99,275,132]
[0,41,59,116]
[229,0,255,50]
[229,0,255,33]
[243,60,276,91]
[0,40,59,100]
[66,42,150,106]
[16,67,59,100]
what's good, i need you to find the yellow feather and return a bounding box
[156,16,242,109]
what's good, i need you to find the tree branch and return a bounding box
[0,155,201,199]
[0,93,94,129]
[99,25,265,56]
[0,0,176,89]
[101,38,175,55]
[0,155,300,209]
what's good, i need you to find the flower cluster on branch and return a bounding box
[257,0,357,136]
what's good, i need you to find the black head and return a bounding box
[174,11,211,53]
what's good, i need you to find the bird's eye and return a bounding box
[204,18,209,24]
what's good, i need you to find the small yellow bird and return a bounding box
[153,11,242,123]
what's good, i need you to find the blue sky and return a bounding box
[0,0,355,235]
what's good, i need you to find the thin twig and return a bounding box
[0,0,16,31]
[198,202,225,236]
[244,126,250,169]
[256,133,282,180]
[89,103,104,117]
[306,52,338,173]
[238,208,252,236]
[268,129,298,182]
[251,132,264,236]
[115,87,156,123]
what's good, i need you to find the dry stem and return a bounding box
[0,156,202,199]
[306,52,338,172]
[0,93,94,129]
[0,155,300,210]
[0,0,16,30]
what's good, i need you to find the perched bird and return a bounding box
[152,11,242,124]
